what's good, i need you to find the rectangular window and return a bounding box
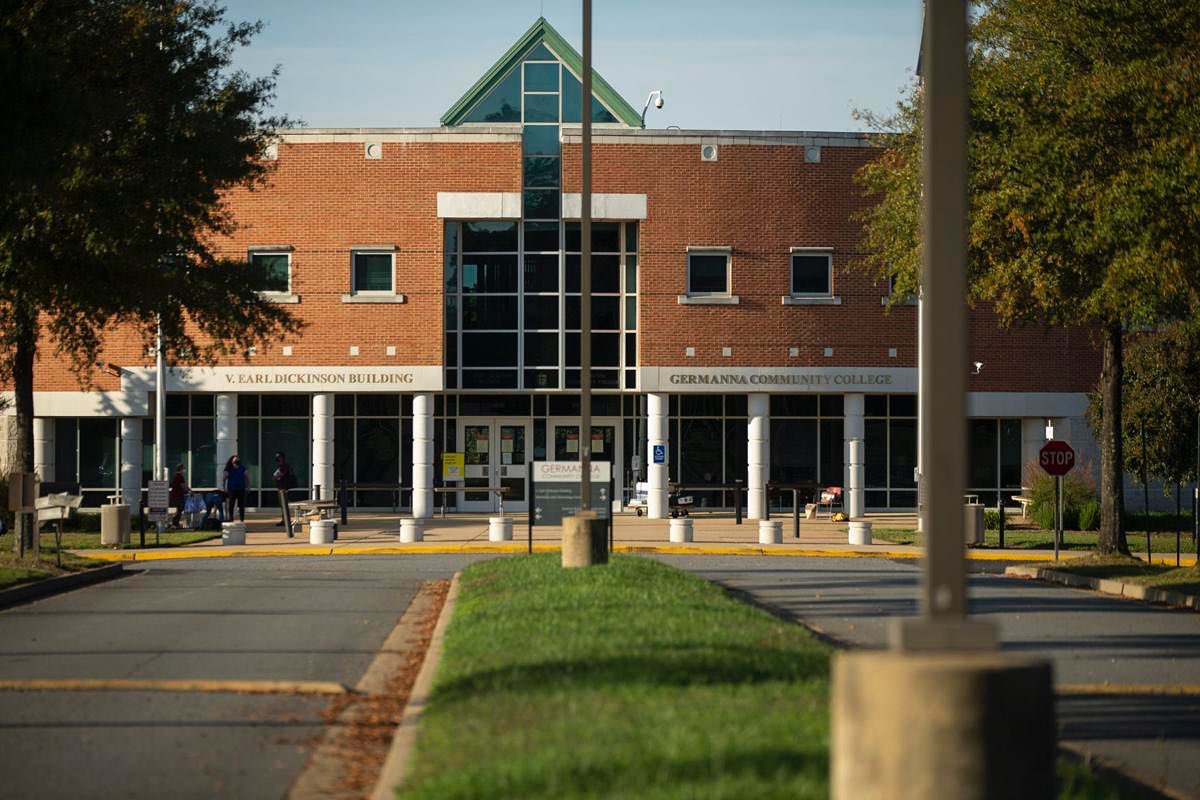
[250,251,290,293]
[790,250,832,295]
[687,251,730,295]
[353,251,394,294]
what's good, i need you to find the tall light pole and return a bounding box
[579,0,592,511]
[831,5,1054,796]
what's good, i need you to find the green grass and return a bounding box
[1051,556,1200,596]
[0,547,106,591]
[873,527,1197,554]
[397,554,1126,799]
[0,529,219,552]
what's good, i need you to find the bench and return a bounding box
[1012,488,1035,519]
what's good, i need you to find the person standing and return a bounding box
[273,452,294,536]
[223,455,248,522]
[169,463,189,529]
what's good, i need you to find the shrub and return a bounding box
[983,509,1000,530]
[1023,459,1096,531]
[1078,500,1100,531]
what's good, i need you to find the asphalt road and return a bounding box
[659,555,1200,799]
[0,555,485,800]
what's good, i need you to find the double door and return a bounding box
[459,418,530,513]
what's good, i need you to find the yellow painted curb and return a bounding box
[72,543,1102,562]
[0,678,350,695]
[1058,683,1200,697]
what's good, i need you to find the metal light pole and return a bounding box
[579,0,592,511]
[831,6,1054,798]
[893,0,993,649]
[155,316,167,536]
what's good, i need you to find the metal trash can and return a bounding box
[963,502,985,546]
[100,503,131,546]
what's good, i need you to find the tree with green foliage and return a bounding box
[1088,320,1200,518]
[854,0,1200,556]
[0,1,303,556]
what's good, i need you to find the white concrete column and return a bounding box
[33,417,54,483]
[848,439,865,519]
[120,418,142,508]
[311,394,334,500]
[412,393,434,519]
[843,393,865,513]
[747,393,769,519]
[647,392,669,519]
[215,394,237,488]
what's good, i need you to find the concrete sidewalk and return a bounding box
[67,510,1160,564]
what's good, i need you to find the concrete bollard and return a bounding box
[488,516,512,542]
[562,511,608,567]
[669,517,693,543]
[309,519,335,545]
[848,518,873,545]
[221,521,246,546]
[832,650,1055,800]
[400,518,424,543]
[759,519,782,545]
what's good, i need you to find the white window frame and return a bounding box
[680,246,738,305]
[789,248,833,296]
[248,246,297,303]
[345,247,404,303]
[783,247,841,306]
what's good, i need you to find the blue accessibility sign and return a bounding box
[652,444,666,465]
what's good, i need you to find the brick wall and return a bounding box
[13,135,1100,395]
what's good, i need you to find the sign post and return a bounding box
[1039,440,1076,561]
[147,479,169,545]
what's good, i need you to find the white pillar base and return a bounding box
[400,518,424,543]
[848,519,873,545]
[309,519,336,544]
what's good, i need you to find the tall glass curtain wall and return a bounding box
[53,418,119,507]
[236,394,310,507]
[968,418,1023,507]
[445,220,637,390]
[666,395,747,508]
[864,394,918,508]
[333,394,413,509]
[140,395,216,494]
[768,394,844,510]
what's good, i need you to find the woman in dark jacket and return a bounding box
[223,455,248,522]
[169,463,189,529]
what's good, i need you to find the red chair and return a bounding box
[816,486,843,517]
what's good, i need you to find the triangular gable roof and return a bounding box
[441,17,641,127]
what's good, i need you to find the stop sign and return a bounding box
[1039,440,1076,476]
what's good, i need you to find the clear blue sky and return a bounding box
[226,0,921,131]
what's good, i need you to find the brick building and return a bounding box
[2,18,1106,517]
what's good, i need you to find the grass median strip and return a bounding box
[395,553,1126,799]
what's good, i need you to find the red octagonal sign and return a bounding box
[1039,440,1076,476]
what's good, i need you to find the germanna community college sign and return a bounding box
[641,367,916,393]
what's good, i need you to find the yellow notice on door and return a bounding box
[443,452,465,481]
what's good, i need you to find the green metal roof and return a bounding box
[441,17,641,128]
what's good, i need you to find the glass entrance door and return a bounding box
[459,418,530,513]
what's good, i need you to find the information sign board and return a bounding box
[442,452,465,481]
[147,479,170,521]
[652,444,666,465]
[531,461,611,526]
